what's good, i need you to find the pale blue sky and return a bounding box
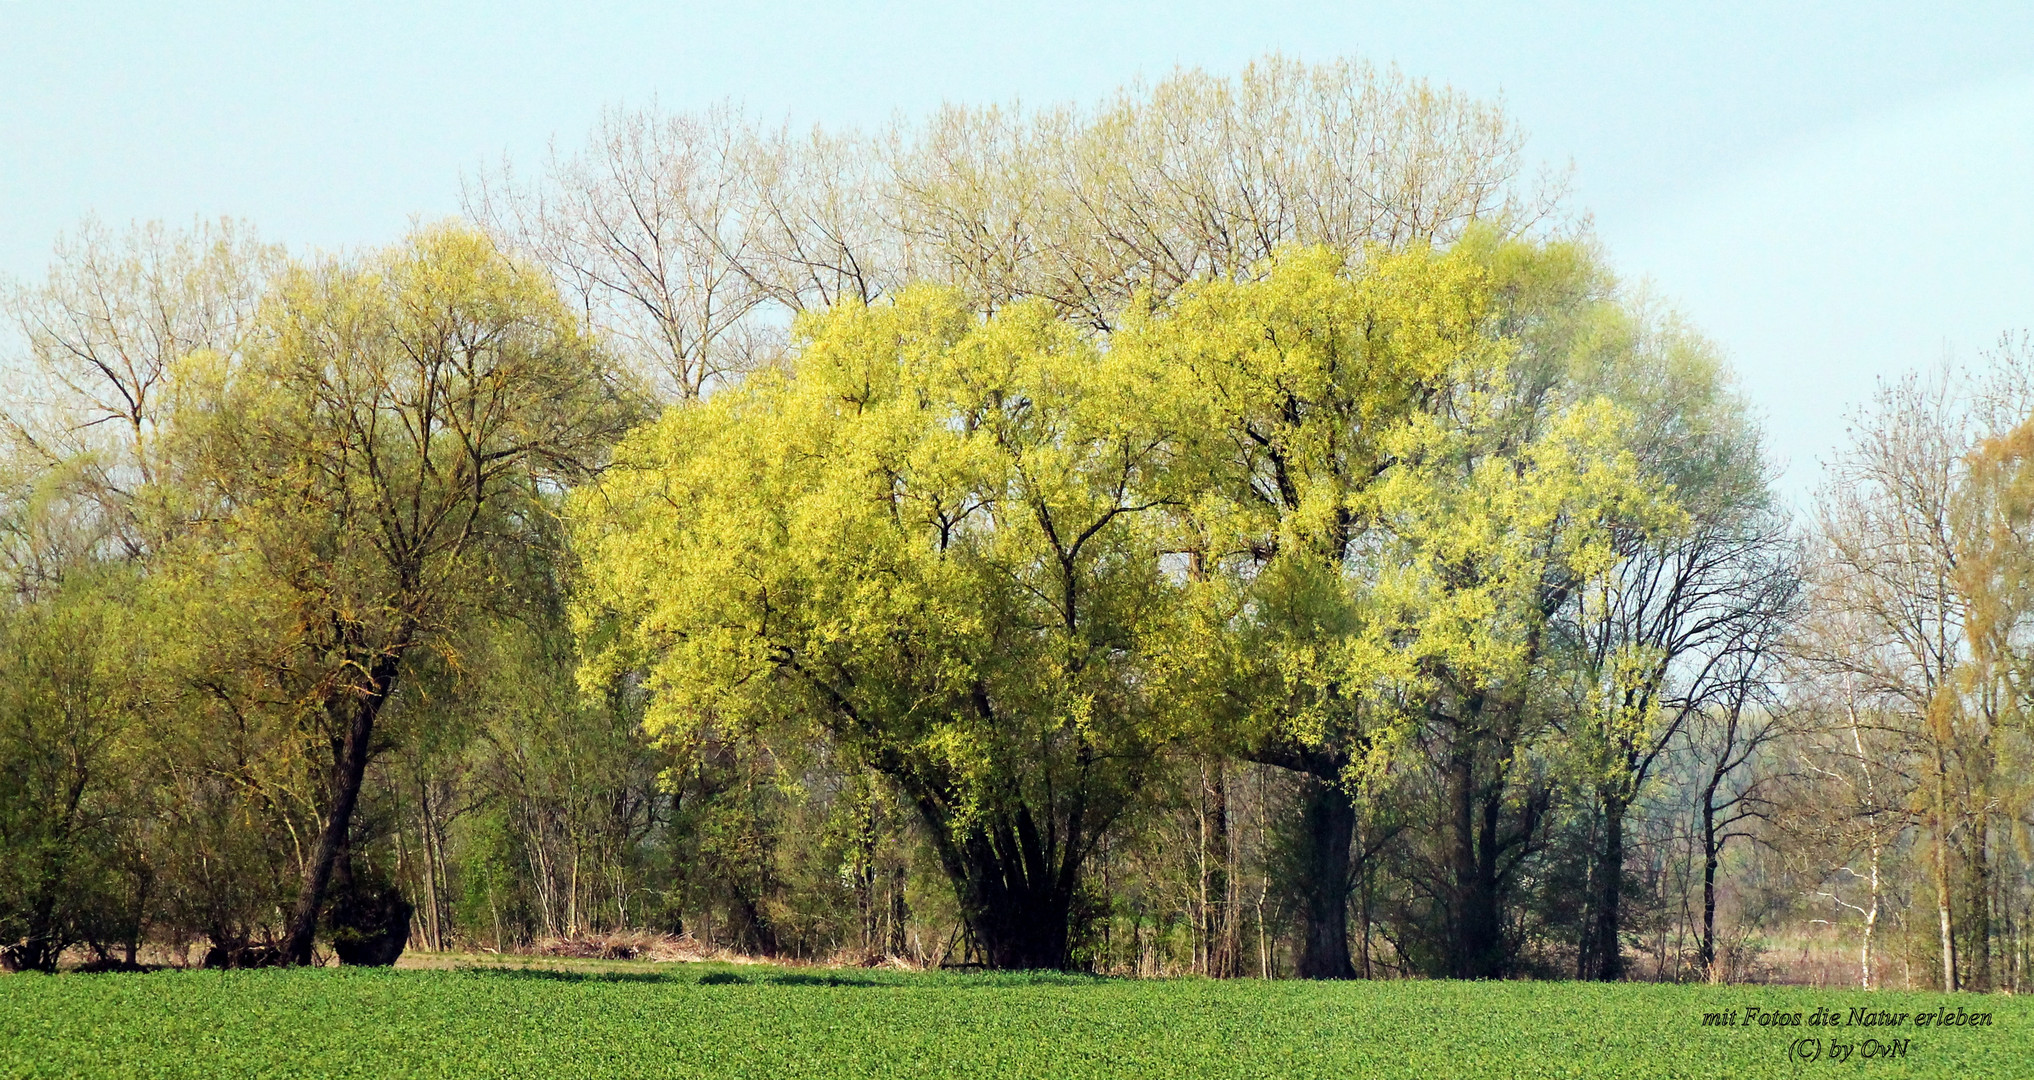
[4,2,2030,501]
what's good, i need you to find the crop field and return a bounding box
[1,963,2027,1079]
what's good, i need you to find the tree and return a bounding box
[1568,512,1798,981]
[1786,667,1908,989]
[1561,311,1797,981]
[1383,400,1675,981]
[575,288,1181,969]
[1798,369,1975,990]
[0,218,281,970]
[1,217,279,569]
[1792,359,2034,992]
[1945,398,2034,991]
[1136,240,1515,977]
[473,55,1559,406]
[1135,234,1681,979]
[467,107,780,400]
[0,575,150,971]
[892,56,1557,329]
[1675,602,1796,983]
[165,225,637,964]
[1344,239,1701,982]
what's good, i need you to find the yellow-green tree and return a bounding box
[573,232,1684,975]
[1143,237,1678,978]
[1127,241,1508,977]
[573,289,1181,969]
[1554,297,1794,983]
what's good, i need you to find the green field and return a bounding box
[1,963,2026,1079]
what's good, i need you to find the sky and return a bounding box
[3,2,2030,504]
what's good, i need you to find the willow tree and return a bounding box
[1140,235,1677,978]
[166,225,637,964]
[0,572,153,972]
[1132,241,1511,978]
[573,289,1181,969]
[1376,245,1696,982]
[1387,387,1673,981]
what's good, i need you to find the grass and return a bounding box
[1,960,2027,1079]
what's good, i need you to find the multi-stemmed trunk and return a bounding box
[924,804,1083,970]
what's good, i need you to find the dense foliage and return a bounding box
[3,56,2032,992]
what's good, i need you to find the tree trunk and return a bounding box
[1195,769,1210,974]
[1293,775,1356,979]
[1847,705,1881,991]
[888,863,909,957]
[1448,746,1503,980]
[955,833,1074,969]
[280,651,402,966]
[1930,764,1958,991]
[1586,796,1627,981]
[415,785,441,952]
[971,884,1074,970]
[918,801,1083,970]
[727,883,780,956]
[423,781,451,952]
[1701,790,1721,982]
[10,770,92,972]
[1197,761,1240,977]
[1357,816,1374,979]
[1968,819,1992,991]
[1209,762,1239,978]
[962,829,1076,970]
[1860,838,1881,991]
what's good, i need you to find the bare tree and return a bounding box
[472,55,1566,408]
[467,106,777,400]
[1796,367,1986,990]
[1571,504,1800,981]
[1678,615,1794,983]
[1,218,279,563]
[1789,666,1912,990]
[895,56,1564,327]
[740,124,898,312]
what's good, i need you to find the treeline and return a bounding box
[1,57,2029,988]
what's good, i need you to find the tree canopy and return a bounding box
[9,55,2031,991]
